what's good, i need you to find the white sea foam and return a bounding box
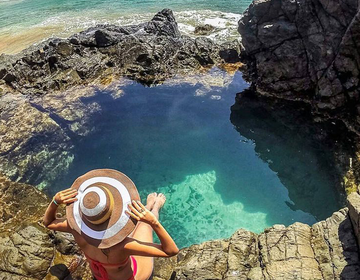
[32,9,241,43]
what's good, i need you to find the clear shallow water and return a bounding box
[0,0,250,54]
[49,69,343,248]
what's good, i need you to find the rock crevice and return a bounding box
[238,0,360,134]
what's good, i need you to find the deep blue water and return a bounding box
[50,69,343,248]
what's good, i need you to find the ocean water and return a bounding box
[0,0,251,54]
[49,69,344,248]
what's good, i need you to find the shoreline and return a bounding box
[0,9,242,55]
[0,6,360,279]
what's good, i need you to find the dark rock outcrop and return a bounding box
[0,9,240,96]
[238,0,360,134]
[194,24,216,35]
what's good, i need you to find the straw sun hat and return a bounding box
[66,169,140,249]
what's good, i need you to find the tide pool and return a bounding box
[48,68,344,248]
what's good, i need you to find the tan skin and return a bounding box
[43,188,178,280]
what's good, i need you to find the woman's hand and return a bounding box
[53,188,78,205]
[126,200,159,226]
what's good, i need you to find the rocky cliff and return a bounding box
[238,0,360,134]
[2,6,360,280]
[1,172,360,280]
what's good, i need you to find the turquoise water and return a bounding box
[0,0,251,54]
[49,69,343,248]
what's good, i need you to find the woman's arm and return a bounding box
[43,188,78,232]
[125,200,179,257]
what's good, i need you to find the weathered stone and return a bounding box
[0,173,49,230]
[238,0,360,134]
[51,231,79,255]
[0,225,53,279]
[194,24,216,36]
[312,208,360,279]
[0,9,230,96]
[347,192,360,250]
[225,229,260,280]
[174,240,229,280]
[259,223,323,280]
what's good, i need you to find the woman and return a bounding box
[43,169,178,280]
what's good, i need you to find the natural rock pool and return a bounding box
[46,68,344,248]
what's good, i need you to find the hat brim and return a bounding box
[66,169,140,249]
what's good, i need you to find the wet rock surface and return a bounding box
[238,0,360,134]
[0,93,74,186]
[0,9,240,96]
[0,9,241,186]
[194,24,216,36]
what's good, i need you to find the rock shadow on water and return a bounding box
[229,89,351,225]
[45,70,351,247]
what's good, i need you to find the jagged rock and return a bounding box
[0,173,49,229]
[238,0,360,134]
[219,41,241,64]
[312,208,360,279]
[153,209,360,280]
[50,231,79,255]
[0,175,52,279]
[0,175,359,280]
[259,223,322,280]
[174,239,230,280]
[225,229,260,280]
[0,9,238,97]
[0,174,88,280]
[0,225,53,278]
[194,24,216,35]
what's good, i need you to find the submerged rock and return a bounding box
[0,9,241,186]
[194,24,216,35]
[238,0,360,134]
[0,92,74,185]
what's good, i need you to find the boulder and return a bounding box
[0,9,239,96]
[194,24,216,36]
[238,0,360,134]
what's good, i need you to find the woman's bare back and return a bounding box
[72,231,135,280]
[70,193,165,280]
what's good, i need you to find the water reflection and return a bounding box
[230,89,346,221]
